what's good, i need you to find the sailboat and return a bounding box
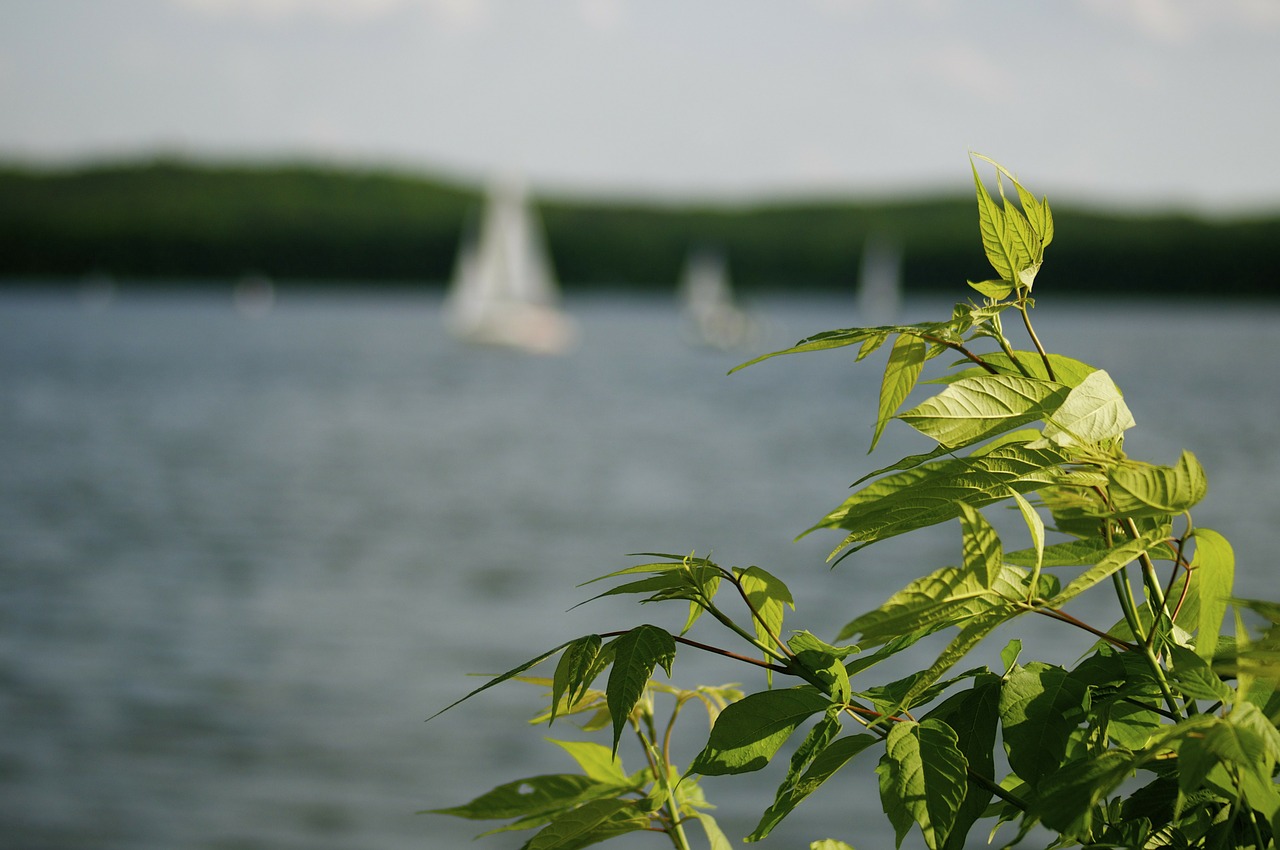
[856,233,904,326]
[443,177,577,355]
[678,247,756,350]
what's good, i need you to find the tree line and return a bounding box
[2,158,1276,297]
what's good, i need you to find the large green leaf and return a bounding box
[876,719,969,849]
[872,333,928,451]
[998,663,1089,788]
[897,374,1068,449]
[1191,528,1234,662]
[1107,450,1208,518]
[605,626,675,754]
[689,686,831,776]
[924,675,1001,850]
[1039,369,1135,447]
[814,443,1067,557]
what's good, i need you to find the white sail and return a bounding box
[444,177,577,355]
[678,247,756,350]
[856,234,903,326]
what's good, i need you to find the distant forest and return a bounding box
[2,159,1278,297]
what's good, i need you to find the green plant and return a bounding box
[426,156,1280,849]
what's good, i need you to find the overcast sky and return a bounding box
[2,0,1278,212]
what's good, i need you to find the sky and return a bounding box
[2,0,1279,213]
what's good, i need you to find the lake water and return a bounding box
[1,287,1277,850]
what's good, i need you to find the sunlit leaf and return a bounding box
[737,566,794,662]
[972,158,1018,283]
[814,444,1068,557]
[689,686,831,776]
[1042,532,1163,610]
[1107,450,1208,518]
[1036,369,1134,448]
[871,334,929,451]
[547,739,631,786]
[898,374,1068,449]
[1191,528,1234,662]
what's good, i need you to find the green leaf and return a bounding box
[551,635,604,724]
[788,631,855,702]
[925,674,1002,850]
[690,812,734,850]
[1168,645,1234,705]
[837,560,1027,645]
[689,686,831,776]
[872,333,929,451]
[1031,751,1135,840]
[605,626,675,755]
[810,841,858,850]
[737,566,794,663]
[814,443,1067,557]
[748,731,877,841]
[897,374,1069,450]
[1005,538,1115,568]
[972,158,1018,283]
[1191,528,1234,662]
[946,352,1094,387]
[899,604,1020,708]
[523,797,645,850]
[1042,532,1163,610]
[427,774,614,820]
[1007,490,1044,591]
[998,663,1089,788]
[428,638,581,721]
[547,740,631,786]
[1037,369,1135,448]
[967,278,1014,299]
[876,719,969,849]
[1107,450,1208,518]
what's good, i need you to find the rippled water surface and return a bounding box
[2,288,1276,849]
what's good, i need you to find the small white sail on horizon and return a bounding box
[678,247,756,350]
[443,177,577,355]
[856,234,903,326]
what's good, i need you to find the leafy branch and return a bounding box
[428,156,1279,850]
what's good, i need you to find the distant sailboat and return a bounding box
[856,234,903,326]
[443,177,577,355]
[678,247,756,350]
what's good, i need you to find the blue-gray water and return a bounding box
[1,288,1277,850]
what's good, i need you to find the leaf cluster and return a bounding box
[428,156,1280,850]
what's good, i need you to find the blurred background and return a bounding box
[2,2,1278,849]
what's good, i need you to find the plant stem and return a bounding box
[1018,301,1055,381]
